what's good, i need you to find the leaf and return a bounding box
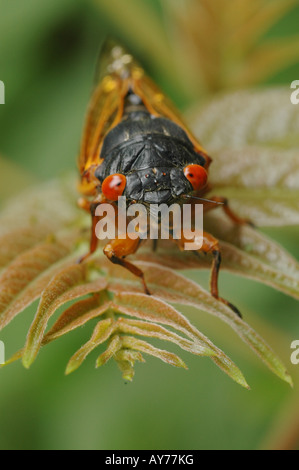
[114,349,145,382]
[111,291,249,388]
[109,266,292,385]
[114,349,145,366]
[114,318,215,358]
[0,226,53,271]
[0,236,78,330]
[162,0,299,95]
[0,176,79,237]
[231,0,298,50]
[66,317,189,375]
[111,288,220,351]
[206,217,299,300]
[220,240,299,301]
[189,88,299,226]
[114,359,136,382]
[65,318,114,375]
[120,335,188,370]
[22,263,108,368]
[0,155,36,200]
[96,334,123,367]
[191,88,299,151]
[43,294,111,343]
[233,36,299,88]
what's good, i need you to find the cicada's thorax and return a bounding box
[95,91,206,205]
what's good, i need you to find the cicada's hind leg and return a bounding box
[173,230,242,318]
[103,235,150,295]
[77,199,100,263]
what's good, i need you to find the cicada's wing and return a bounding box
[78,41,133,195]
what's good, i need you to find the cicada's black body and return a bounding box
[95,93,206,205]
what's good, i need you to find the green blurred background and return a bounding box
[0,0,299,450]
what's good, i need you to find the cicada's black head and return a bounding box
[95,115,208,207]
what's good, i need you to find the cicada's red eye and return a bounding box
[184,164,208,191]
[101,174,126,201]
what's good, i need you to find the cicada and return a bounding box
[78,41,250,316]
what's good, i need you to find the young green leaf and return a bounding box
[96,334,123,367]
[115,318,216,358]
[111,291,249,388]
[120,335,188,370]
[114,349,145,382]
[65,318,114,375]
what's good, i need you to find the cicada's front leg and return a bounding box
[77,197,103,263]
[78,197,149,293]
[173,230,242,318]
[103,235,150,294]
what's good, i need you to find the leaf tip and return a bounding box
[284,372,293,388]
[95,357,103,368]
[177,358,188,370]
[122,373,134,382]
[21,351,35,369]
[65,360,80,376]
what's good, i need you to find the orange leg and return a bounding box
[77,200,101,263]
[78,198,149,293]
[103,235,150,294]
[173,230,242,317]
[202,195,254,227]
